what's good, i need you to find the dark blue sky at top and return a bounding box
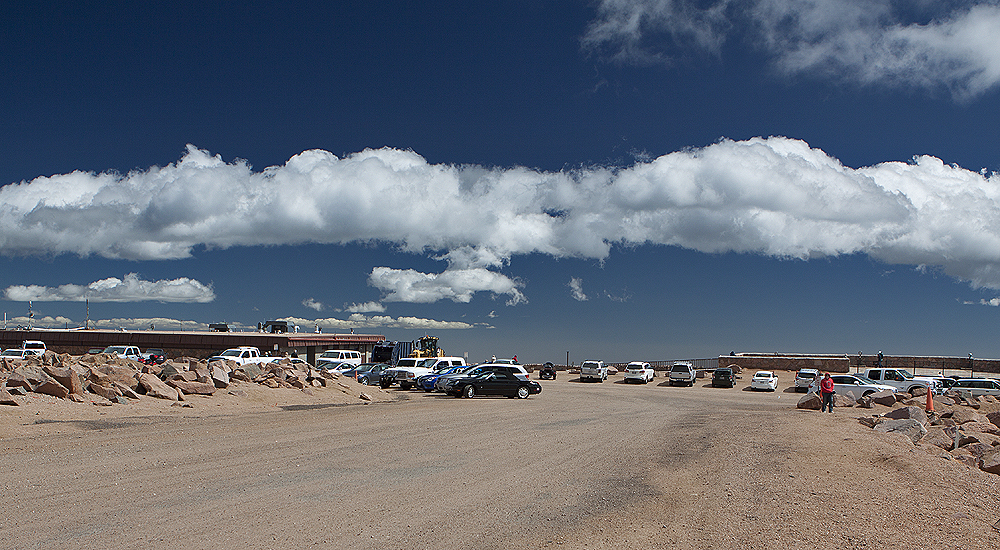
[3,1,1000,362]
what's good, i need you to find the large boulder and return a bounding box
[89,383,120,401]
[92,365,140,390]
[34,374,70,399]
[166,379,217,395]
[957,420,1000,436]
[0,386,18,406]
[981,449,1000,474]
[43,366,83,396]
[137,372,178,400]
[874,418,928,443]
[948,408,987,425]
[797,393,822,410]
[883,406,928,425]
[984,411,1000,429]
[869,391,897,407]
[832,393,856,407]
[210,365,230,389]
[921,426,956,450]
[956,431,1000,448]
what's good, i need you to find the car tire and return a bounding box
[400,382,411,390]
[358,377,368,386]
[379,381,391,389]
[517,386,530,399]
[464,385,476,399]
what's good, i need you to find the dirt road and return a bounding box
[2,375,999,549]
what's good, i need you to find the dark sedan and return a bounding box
[349,363,390,385]
[712,368,736,388]
[447,370,541,399]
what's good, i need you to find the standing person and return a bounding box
[819,372,835,413]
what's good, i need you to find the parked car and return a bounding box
[346,363,389,385]
[580,360,608,382]
[749,371,778,391]
[0,348,35,359]
[538,362,557,380]
[447,369,542,399]
[794,368,819,392]
[417,365,467,392]
[103,345,142,361]
[951,378,1000,397]
[933,377,958,393]
[86,347,105,354]
[821,374,897,397]
[438,364,530,393]
[623,362,655,384]
[141,348,166,365]
[21,340,47,355]
[712,367,736,388]
[668,362,697,386]
[315,349,363,368]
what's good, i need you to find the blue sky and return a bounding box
[4,1,1000,363]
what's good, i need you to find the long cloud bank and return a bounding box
[4,273,215,303]
[583,0,1000,98]
[3,138,1000,292]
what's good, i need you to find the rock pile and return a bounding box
[804,388,1000,477]
[0,353,368,407]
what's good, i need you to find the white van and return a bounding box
[316,349,363,367]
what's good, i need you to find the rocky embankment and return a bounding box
[798,387,1000,476]
[0,351,380,408]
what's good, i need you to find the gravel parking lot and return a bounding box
[3,372,999,549]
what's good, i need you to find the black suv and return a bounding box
[712,368,736,388]
[538,362,557,380]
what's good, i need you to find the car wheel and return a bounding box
[400,382,411,390]
[379,381,391,389]
[862,390,874,397]
[517,386,530,399]
[464,384,476,399]
[358,377,368,386]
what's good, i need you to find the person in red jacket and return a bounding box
[819,372,835,413]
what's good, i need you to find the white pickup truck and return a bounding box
[863,367,939,394]
[102,345,142,361]
[208,346,271,366]
[391,357,467,390]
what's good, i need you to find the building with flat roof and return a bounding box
[0,328,385,366]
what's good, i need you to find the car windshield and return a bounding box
[797,372,816,379]
[755,372,772,378]
[219,350,242,357]
[671,366,688,372]
[104,347,126,354]
[854,375,878,385]
[897,370,914,379]
[1,350,23,356]
[582,362,599,368]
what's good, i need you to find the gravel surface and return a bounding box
[2,372,999,549]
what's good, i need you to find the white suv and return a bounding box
[794,368,819,392]
[623,362,655,384]
[580,360,608,382]
[668,362,696,386]
[951,378,1000,397]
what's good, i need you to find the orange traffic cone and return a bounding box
[926,386,934,413]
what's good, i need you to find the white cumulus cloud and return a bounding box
[343,301,386,313]
[302,298,324,311]
[583,0,1000,98]
[369,266,527,305]
[568,277,589,301]
[4,273,215,303]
